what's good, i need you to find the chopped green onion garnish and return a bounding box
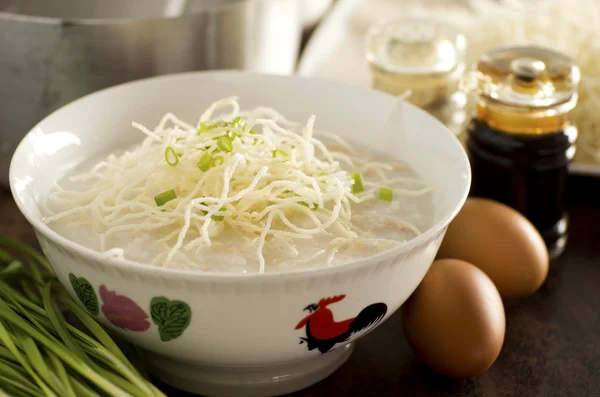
[197,120,229,135]
[198,151,213,172]
[380,187,393,202]
[197,122,211,135]
[272,149,288,158]
[214,156,224,166]
[232,116,246,129]
[154,189,177,206]
[217,136,233,153]
[351,172,365,193]
[227,131,237,140]
[248,130,259,144]
[200,203,225,221]
[164,146,179,166]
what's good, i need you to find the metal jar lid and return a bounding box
[365,17,466,108]
[474,46,581,134]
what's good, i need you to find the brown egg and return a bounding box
[437,198,549,299]
[402,259,505,378]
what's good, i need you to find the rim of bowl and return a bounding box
[0,0,251,25]
[9,70,471,282]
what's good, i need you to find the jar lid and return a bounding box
[474,46,581,134]
[476,46,580,109]
[365,17,466,110]
[365,17,466,78]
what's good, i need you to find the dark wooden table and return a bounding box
[2,174,599,397]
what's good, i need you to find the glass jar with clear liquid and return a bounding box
[365,17,467,135]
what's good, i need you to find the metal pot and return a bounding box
[0,0,301,187]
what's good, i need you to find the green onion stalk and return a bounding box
[351,172,365,194]
[154,190,177,207]
[0,236,165,397]
[379,187,393,202]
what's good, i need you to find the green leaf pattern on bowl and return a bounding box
[68,273,99,316]
[67,275,191,341]
[150,297,192,342]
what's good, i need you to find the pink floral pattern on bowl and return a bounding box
[99,285,151,332]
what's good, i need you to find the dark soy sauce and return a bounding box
[466,46,580,259]
[466,119,576,258]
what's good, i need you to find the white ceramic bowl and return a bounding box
[9,71,470,397]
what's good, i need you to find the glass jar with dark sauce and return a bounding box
[466,46,580,259]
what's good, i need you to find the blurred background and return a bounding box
[0,0,331,186]
[1,0,599,187]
